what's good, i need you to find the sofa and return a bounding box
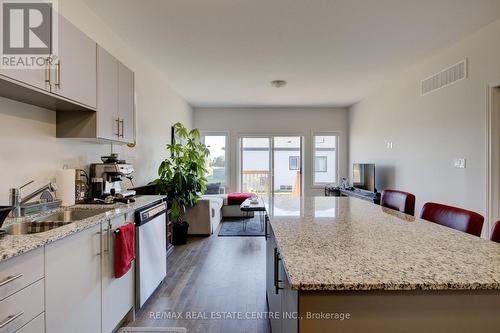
[186,195,223,235]
[186,193,254,235]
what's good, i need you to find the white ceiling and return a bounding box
[84,0,500,108]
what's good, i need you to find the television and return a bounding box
[352,163,376,192]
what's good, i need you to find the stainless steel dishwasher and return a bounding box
[135,200,168,308]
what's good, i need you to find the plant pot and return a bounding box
[172,221,189,245]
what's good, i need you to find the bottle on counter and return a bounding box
[75,169,88,203]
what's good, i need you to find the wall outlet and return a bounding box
[454,158,466,169]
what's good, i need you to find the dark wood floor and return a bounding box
[128,232,271,333]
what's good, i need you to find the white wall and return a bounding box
[194,107,348,196]
[349,17,500,234]
[0,0,192,204]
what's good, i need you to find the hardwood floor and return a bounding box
[128,231,271,333]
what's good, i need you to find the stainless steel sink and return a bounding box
[34,208,111,223]
[3,208,112,235]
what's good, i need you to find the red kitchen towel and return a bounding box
[114,223,135,278]
[227,192,254,205]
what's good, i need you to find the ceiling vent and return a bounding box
[421,58,467,96]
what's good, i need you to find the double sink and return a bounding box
[4,208,112,235]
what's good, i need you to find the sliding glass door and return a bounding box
[239,136,302,199]
[273,137,302,197]
[240,137,272,197]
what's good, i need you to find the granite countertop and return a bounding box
[0,195,166,262]
[267,196,500,291]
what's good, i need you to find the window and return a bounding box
[279,185,293,192]
[202,133,228,187]
[313,134,338,185]
[315,156,327,172]
[289,156,300,170]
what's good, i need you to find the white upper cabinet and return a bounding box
[96,45,135,144]
[97,46,119,141]
[0,66,50,92]
[0,13,136,144]
[53,15,97,108]
[118,62,135,144]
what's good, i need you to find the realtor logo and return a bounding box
[0,0,58,68]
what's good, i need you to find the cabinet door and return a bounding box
[54,15,97,108]
[118,62,135,144]
[45,224,102,333]
[97,46,119,141]
[281,264,298,333]
[266,225,282,333]
[101,216,135,333]
[14,313,44,333]
[0,66,49,92]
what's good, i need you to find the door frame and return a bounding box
[200,131,230,192]
[486,82,500,238]
[237,134,304,198]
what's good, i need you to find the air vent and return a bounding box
[421,59,467,96]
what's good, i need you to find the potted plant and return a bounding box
[155,122,209,245]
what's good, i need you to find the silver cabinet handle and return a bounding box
[44,57,51,85]
[96,231,102,256]
[115,118,120,136]
[55,60,61,87]
[0,273,23,287]
[119,119,124,138]
[274,248,284,294]
[104,221,111,253]
[0,311,23,329]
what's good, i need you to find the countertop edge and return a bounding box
[291,282,500,291]
[0,195,166,263]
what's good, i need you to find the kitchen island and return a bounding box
[265,196,500,333]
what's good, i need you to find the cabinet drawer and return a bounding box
[14,313,44,333]
[0,248,44,301]
[0,279,44,333]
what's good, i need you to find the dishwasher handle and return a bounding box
[135,201,168,226]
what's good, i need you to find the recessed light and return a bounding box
[270,80,287,88]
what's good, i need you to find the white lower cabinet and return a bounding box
[0,279,44,333]
[101,216,135,333]
[14,313,44,333]
[2,214,136,333]
[0,247,43,302]
[45,217,135,333]
[45,224,102,333]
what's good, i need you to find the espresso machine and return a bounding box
[89,154,136,202]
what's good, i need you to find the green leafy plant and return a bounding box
[155,122,209,223]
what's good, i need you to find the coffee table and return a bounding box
[240,197,267,231]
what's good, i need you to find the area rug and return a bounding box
[218,217,265,237]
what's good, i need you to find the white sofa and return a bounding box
[186,195,223,235]
[186,194,254,235]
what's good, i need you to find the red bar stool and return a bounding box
[381,189,416,216]
[420,202,484,237]
[490,221,500,243]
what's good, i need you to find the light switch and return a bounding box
[454,158,466,169]
[386,142,393,149]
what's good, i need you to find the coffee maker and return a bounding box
[89,154,136,199]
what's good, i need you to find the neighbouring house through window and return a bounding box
[313,134,338,185]
[202,133,228,190]
[315,156,327,172]
[289,156,300,170]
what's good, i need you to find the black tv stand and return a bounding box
[325,186,381,205]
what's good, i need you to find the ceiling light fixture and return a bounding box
[270,80,287,88]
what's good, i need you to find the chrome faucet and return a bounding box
[9,181,59,217]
